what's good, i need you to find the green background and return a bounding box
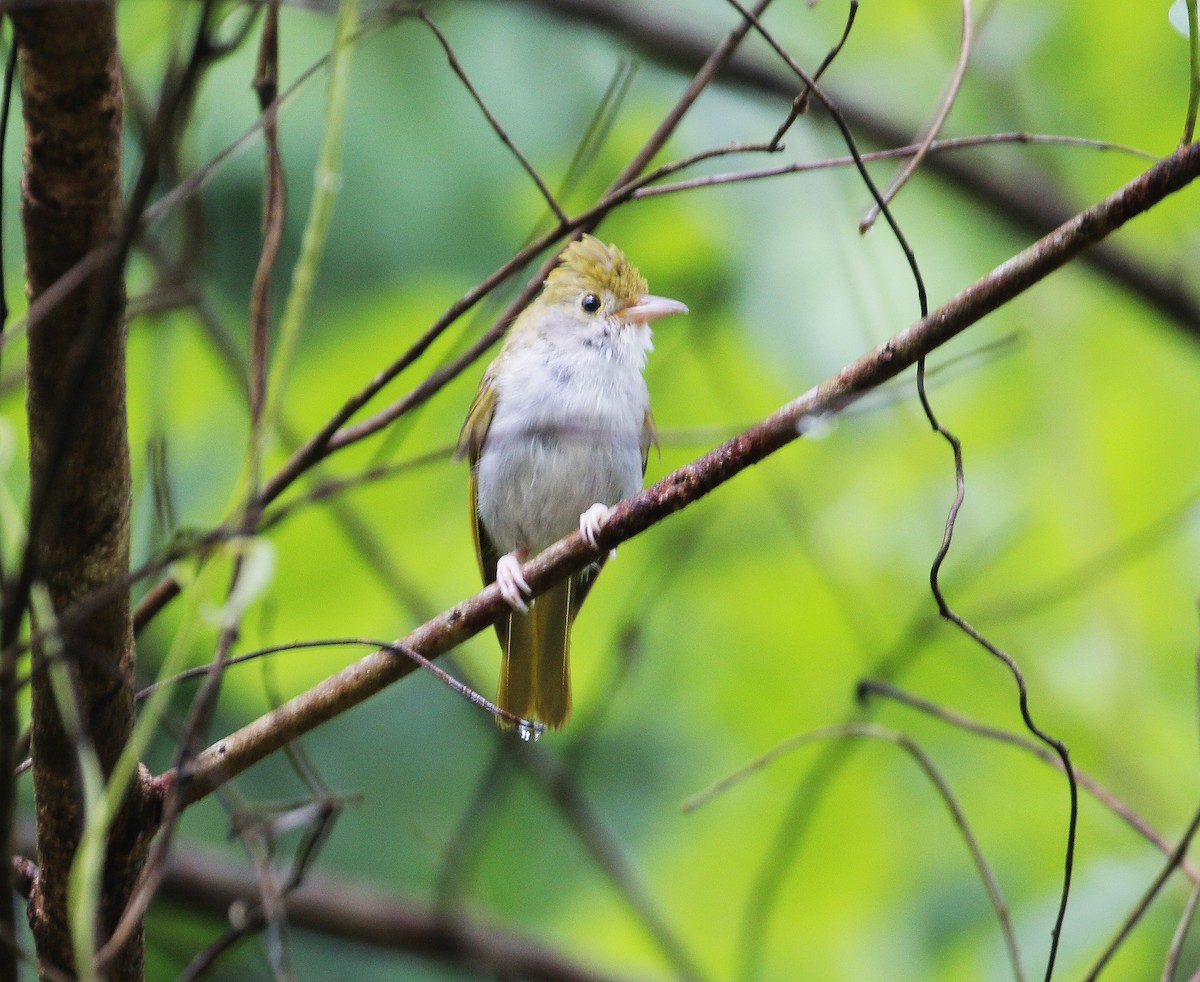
[4,0,1200,978]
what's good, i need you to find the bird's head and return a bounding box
[532,235,688,349]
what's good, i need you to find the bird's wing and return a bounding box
[457,373,502,588]
[640,407,658,476]
[456,370,498,465]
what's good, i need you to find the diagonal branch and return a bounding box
[146,137,1200,809]
[157,844,650,982]
[130,0,781,637]
[495,0,1200,337]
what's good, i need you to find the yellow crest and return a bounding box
[541,235,648,307]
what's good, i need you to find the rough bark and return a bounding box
[10,2,147,978]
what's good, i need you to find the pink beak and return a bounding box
[621,294,689,323]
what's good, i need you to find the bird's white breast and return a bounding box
[476,323,651,554]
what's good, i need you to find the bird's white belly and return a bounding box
[476,405,644,555]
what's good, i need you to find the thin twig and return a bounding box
[1182,0,1199,147]
[137,636,542,733]
[915,333,1077,982]
[719,0,928,315]
[257,448,450,530]
[683,723,1025,982]
[159,842,644,982]
[418,9,567,224]
[860,0,973,231]
[915,344,1077,982]
[247,0,285,435]
[151,137,1200,809]
[511,0,1200,336]
[607,0,776,192]
[767,0,857,148]
[858,680,1200,883]
[1164,881,1200,982]
[1084,801,1200,980]
[633,132,1157,199]
[0,31,15,338]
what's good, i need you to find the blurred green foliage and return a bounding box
[4,0,1200,978]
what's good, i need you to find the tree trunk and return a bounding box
[10,2,146,977]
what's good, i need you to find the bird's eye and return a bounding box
[580,293,602,314]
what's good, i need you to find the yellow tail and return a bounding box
[496,578,574,731]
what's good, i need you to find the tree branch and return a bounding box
[7,3,145,977]
[155,844,649,982]
[146,137,1200,809]
[491,0,1200,338]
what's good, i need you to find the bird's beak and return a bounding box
[621,294,689,324]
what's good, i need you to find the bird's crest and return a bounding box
[542,235,647,306]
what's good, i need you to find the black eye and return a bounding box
[580,293,602,313]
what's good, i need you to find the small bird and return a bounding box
[457,235,687,738]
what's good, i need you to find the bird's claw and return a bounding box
[579,503,611,550]
[496,553,532,613]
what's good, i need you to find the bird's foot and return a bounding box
[496,552,532,613]
[579,503,612,550]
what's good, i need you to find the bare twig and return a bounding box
[719,0,927,313]
[609,0,776,193]
[1181,0,1199,147]
[159,844,647,982]
[633,132,1156,199]
[684,723,1024,982]
[915,348,1077,982]
[860,0,973,231]
[418,9,568,223]
[857,680,1200,883]
[1084,801,1200,980]
[0,33,16,339]
[137,636,542,733]
[149,137,1200,809]
[767,0,857,148]
[248,0,285,433]
[501,0,1200,336]
[1163,880,1200,982]
[257,448,450,529]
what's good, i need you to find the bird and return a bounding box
[456,235,688,739]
